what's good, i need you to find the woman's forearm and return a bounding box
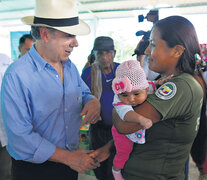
[112,101,161,134]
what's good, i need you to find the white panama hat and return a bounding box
[21,0,90,36]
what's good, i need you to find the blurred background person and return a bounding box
[134,10,160,81]
[18,34,34,58]
[0,53,12,180]
[200,44,207,62]
[132,33,160,81]
[194,44,207,180]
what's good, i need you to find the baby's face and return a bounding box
[118,89,148,106]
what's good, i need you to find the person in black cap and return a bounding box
[82,36,120,180]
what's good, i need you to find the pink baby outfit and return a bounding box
[113,94,146,144]
[112,126,134,169]
[112,60,152,169]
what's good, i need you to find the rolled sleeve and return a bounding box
[83,94,95,105]
[2,72,56,163]
[32,138,56,163]
[80,75,95,105]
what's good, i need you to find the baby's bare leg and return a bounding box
[112,166,124,180]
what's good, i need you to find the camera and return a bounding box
[138,10,159,23]
[136,9,159,38]
[133,10,159,57]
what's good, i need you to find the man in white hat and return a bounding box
[1,0,101,179]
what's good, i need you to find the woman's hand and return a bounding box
[89,140,114,162]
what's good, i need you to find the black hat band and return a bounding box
[34,16,79,27]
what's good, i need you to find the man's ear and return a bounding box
[40,27,50,42]
[18,46,21,53]
[173,45,185,58]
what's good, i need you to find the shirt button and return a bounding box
[64,108,68,112]
[56,75,58,78]
[66,125,68,129]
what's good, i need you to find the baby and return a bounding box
[111,60,153,180]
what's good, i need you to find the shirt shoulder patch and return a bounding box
[155,82,177,100]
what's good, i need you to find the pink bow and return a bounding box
[112,77,132,94]
[114,82,125,91]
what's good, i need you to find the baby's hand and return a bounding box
[140,118,152,129]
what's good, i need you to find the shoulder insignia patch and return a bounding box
[155,82,177,100]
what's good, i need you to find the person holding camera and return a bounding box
[132,33,160,81]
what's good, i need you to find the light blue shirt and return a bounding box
[1,46,94,163]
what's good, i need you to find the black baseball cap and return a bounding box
[93,36,115,51]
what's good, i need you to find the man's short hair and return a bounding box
[31,26,55,41]
[19,34,34,47]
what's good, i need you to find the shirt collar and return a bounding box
[28,45,72,71]
[62,58,71,68]
[28,45,47,71]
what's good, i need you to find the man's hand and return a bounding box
[66,148,100,173]
[80,98,101,126]
[89,140,114,162]
[49,148,100,174]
